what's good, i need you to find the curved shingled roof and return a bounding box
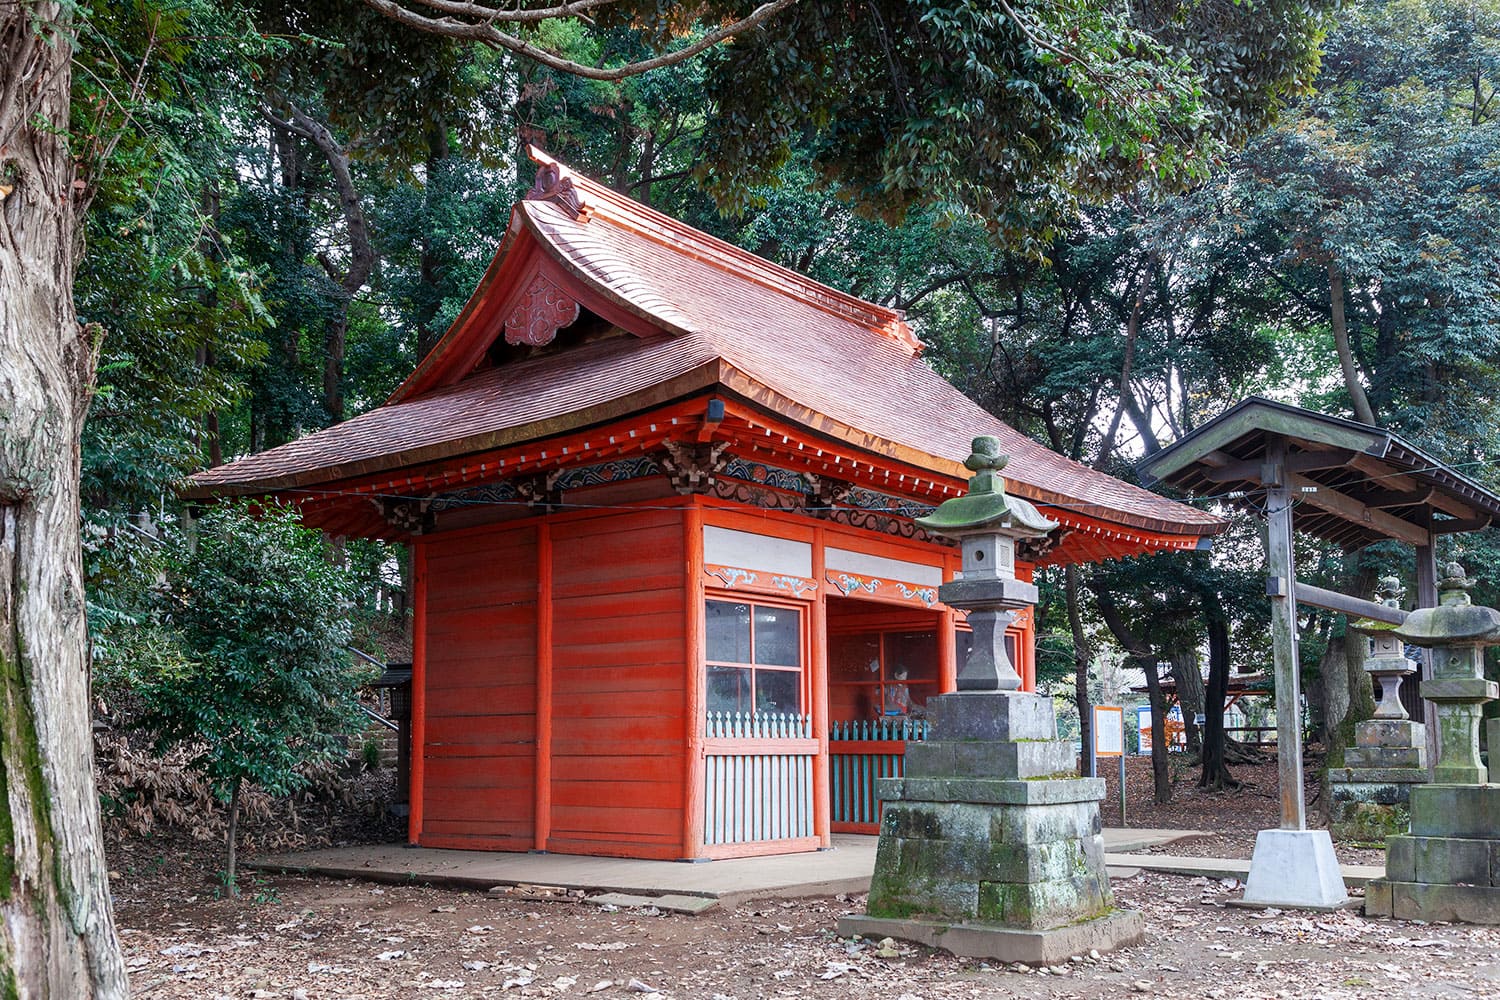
[190,151,1221,543]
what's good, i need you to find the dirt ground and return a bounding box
[112,754,1494,999]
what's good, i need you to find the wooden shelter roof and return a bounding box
[1137,396,1500,550]
[188,150,1221,550]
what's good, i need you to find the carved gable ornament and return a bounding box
[504,274,581,347]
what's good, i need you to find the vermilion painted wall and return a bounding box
[418,524,539,849]
[545,509,687,859]
[409,497,1039,859]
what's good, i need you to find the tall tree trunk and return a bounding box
[1170,648,1206,756]
[1,5,128,995]
[261,103,375,425]
[1328,263,1377,426]
[1095,590,1170,803]
[1142,657,1171,804]
[1199,598,1238,790]
[1321,568,1378,764]
[416,115,450,361]
[1065,565,1093,776]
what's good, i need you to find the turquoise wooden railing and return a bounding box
[829,717,929,830]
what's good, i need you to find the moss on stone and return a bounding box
[865,894,930,920]
[1333,801,1410,844]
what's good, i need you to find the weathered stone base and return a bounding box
[862,692,1118,926]
[1241,829,1349,909]
[867,792,1111,928]
[837,908,1144,965]
[1327,767,1427,843]
[1365,784,1500,924]
[1364,881,1500,923]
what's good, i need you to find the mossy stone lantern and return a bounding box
[914,436,1056,691]
[840,436,1143,962]
[1365,562,1500,924]
[1391,562,1500,785]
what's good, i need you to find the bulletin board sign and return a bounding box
[1093,705,1125,758]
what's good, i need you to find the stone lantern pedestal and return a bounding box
[1364,564,1500,924]
[837,437,1143,962]
[1328,578,1428,843]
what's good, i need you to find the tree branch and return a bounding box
[260,102,375,295]
[362,0,801,81]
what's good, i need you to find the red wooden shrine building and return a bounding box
[191,150,1222,861]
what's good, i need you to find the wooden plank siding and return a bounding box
[546,510,688,859]
[418,525,539,851]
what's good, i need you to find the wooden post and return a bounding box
[1265,437,1306,831]
[938,608,958,693]
[534,523,553,851]
[1415,528,1439,778]
[408,540,428,845]
[938,552,960,692]
[682,503,707,859]
[811,525,832,848]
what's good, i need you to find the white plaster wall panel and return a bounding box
[703,526,813,577]
[824,546,943,586]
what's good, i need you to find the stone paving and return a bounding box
[255,828,1230,907]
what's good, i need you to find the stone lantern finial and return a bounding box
[1438,561,1475,605]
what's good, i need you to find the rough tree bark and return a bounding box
[1064,565,1093,777]
[1,5,129,995]
[1199,597,1238,790]
[1170,648,1206,756]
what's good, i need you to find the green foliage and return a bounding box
[1226,0,1500,452]
[697,0,1334,249]
[135,503,374,803]
[75,0,275,513]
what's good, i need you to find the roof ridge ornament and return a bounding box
[526,158,591,221]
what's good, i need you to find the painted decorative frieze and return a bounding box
[704,564,819,599]
[720,457,809,494]
[826,571,939,608]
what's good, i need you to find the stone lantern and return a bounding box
[913,435,1057,691]
[838,436,1144,962]
[1365,562,1500,924]
[1328,577,1427,842]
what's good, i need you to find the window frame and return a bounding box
[703,594,808,718]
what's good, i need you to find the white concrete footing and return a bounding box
[1239,828,1349,909]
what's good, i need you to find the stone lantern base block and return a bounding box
[1364,881,1500,924]
[837,908,1144,965]
[1366,784,1500,924]
[1327,767,1428,843]
[1239,829,1349,909]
